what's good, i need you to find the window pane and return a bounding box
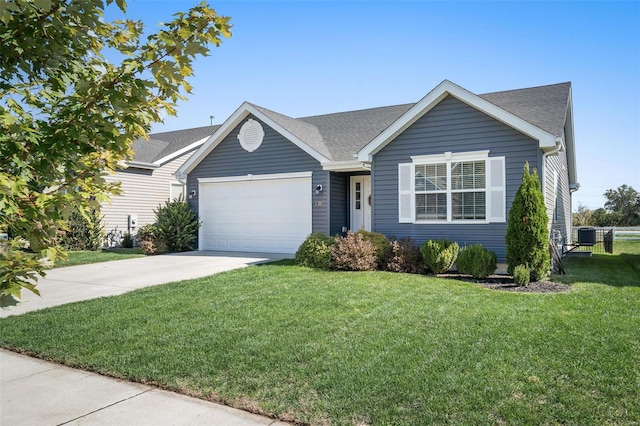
[452,191,485,220]
[416,193,446,220]
[415,162,447,191]
[452,160,485,190]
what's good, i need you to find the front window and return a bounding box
[414,156,487,222]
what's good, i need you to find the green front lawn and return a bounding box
[54,248,145,267]
[2,243,639,425]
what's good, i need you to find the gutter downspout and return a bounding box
[541,137,564,200]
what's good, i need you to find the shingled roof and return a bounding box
[242,82,571,162]
[479,82,571,138]
[132,125,218,164]
[179,81,574,177]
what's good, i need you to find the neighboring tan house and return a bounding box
[177,80,578,260]
[102,125,216,236]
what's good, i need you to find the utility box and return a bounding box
[128,214,138,230]
[578,227,596,246]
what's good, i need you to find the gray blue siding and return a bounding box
[372,95,541,261]
[187,115,330,234]
[329,172,348,235]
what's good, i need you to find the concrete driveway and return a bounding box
[1,251,288,318]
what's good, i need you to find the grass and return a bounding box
[2,243,639,425]
[54,248,145,267]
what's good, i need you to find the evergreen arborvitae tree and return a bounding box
[505,163,550,281]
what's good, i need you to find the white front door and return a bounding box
[350,175,371,231]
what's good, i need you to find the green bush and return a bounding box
[135,224,167,255]
[386,237,424,274]
[295,233,335,270]
[456,244,497,279]
[122,232,134,248]
[154,195,200,252]
[60,209,104,251]
[356,230,392,269]
[420,239,459,274]
[330,232,377,271]
[513,264,531,286]
[505,163,550,281]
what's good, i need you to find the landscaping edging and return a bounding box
[438,274,571,293]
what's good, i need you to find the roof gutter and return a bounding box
[125,161,159,170]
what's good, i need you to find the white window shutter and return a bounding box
[487,157,506,223]
[398,163,413,223]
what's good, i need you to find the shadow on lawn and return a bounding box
[557,252,640,288]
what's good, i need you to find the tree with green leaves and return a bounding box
[0,0,231,301]
[603,185,640,226]
[505,163,550,282]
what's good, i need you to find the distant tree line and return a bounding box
[573,185,640,227]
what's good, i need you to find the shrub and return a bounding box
[456,244,497,279]
[295,233,335,270]
[60,209,104,251]
[513,264,531,286]
[356,230,392,269]
[506,163,550,282]
[122,232,134,248]
[135,224,167,255]
[154,195,200,252]
[330,232,377,271]
[420,239,459,274]
[386,237,424,274]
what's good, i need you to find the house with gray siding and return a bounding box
[102,126,216,237]
[177,80,578,260]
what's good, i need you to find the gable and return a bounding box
[179,103,330,177]
[358,80,559,162]
[187,115,325,179]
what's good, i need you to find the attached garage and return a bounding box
[198,172,312,253]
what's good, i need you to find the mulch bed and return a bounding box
[436,273,571,293]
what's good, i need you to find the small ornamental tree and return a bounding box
[505,163,550,281]
[154,195,200,252]
[0,1,231,299]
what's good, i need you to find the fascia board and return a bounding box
[357,80,557,161]
[154,135,211,166]
[321,160,369,171]
[125,161,159,170]
[244,104,330,164]
[564,89,578,186]
[178,103,253,176]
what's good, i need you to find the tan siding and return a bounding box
[101,151,193,236]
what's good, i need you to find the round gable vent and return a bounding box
[237,119,265,152]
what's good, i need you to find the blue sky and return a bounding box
[109,1,639,211]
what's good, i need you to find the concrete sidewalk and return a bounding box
[0,251,291,425]
[1,350,288,425]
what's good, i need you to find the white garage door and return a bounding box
[199,173,312,253]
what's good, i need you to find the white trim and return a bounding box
[357,80,557,162]
[321,160,369,171]
[198,171,313,184]
[411,150,490,163]
[169,181,185,201]
[404,152,505,224]
[125,161,159,170]
[154,135,210,166]
[178,103,330,178]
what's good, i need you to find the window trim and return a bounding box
[399,150,506,225]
